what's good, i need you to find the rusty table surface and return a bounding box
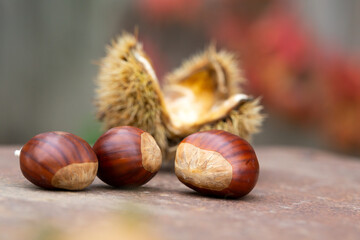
[1,145,360,240]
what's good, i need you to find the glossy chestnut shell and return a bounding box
[175,130,259,198]
[19,131,98,190]
[93,126,162,187]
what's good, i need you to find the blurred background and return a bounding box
[1,0,360,156]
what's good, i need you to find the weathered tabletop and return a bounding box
[1,145,359,240]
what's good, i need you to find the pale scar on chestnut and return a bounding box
[175,142,233,191]
[51,162,98,190]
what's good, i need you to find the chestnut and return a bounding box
[93,126,162,187]
[175,130,259,198]
[18,131,98,190]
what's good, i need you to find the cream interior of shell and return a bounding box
[134,51,249,136]
[175,142,233,191]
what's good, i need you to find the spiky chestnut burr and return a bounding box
[93,126,162,187]
[95,33,168,154]
[17,132,98,190]
[95,33,264,161]
[175,130,259,198]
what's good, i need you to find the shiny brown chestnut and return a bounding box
[93,126,162,187]
[175,130,259,198]
[18,131,98,190]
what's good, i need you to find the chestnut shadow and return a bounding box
[178,190,262,202]
[20,181,144,193]
[89,183,140,192]
[19,181,170,194]
[88,183,179,195]
[21,183,94,193]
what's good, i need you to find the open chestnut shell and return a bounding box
[95,33,264,161]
